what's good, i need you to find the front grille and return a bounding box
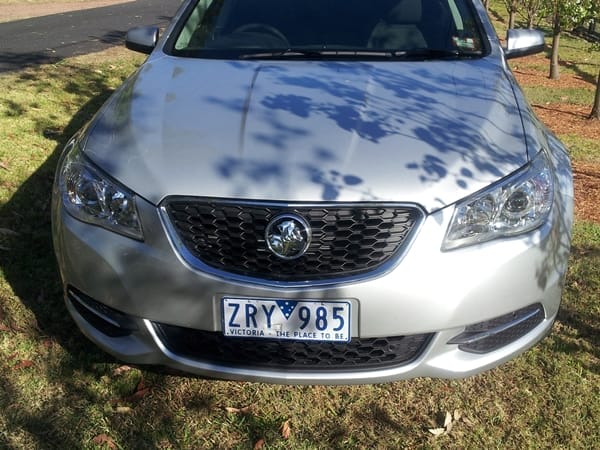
[163,199,423,281]
[153,323,432,370]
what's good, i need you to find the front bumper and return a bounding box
[52,188,572,384]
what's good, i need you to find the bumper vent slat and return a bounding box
[448,303,545,354]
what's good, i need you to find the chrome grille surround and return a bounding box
[160,198,425,285]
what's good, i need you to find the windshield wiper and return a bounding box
[392,48,480,59]
[238,48,480,61]
[239,49,397,60]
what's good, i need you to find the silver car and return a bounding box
[52,0,574,384]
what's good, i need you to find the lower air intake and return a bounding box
[153,323,433,371]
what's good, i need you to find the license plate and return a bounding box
[222,297,351,342]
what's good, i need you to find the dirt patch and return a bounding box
[513,68,594,90]
[510,55,600,223]
[530,101,600,224]
[512,54,597,90]
[0,0,133,23]
[573,162,600,223]
[531,103,600,141]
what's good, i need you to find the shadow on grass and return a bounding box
[0,60,225,448]
[559,58,599,86]
[532,104,590,117]
[0,63,143,447]
[554,243,600,374]
[0,65,113,352]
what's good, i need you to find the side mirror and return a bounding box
[504,29,545,59]
[125,26,160,55]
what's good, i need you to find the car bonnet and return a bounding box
[83,56,529,213]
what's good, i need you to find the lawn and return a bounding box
[0,4,599,450]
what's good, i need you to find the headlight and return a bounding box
[57,137,143,240]
[443,150,554,251]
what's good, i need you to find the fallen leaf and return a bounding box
[444,411,453,428]
[429,410,463,436]
[92,434,117,449]
[454,409,462,421]
[225,404,254,415]
[136,378,147,391]
[0,161,9,170]
[113,365,133,376]
[14,360,34,370]
[428,427,446,436]
[0,324,12,332]
[116,406,133,414]
[125,387,150,403]
[281,420,291,439]
[253,438,265,450]
[123,377,150,402]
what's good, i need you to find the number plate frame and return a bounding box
[222,297,352,343]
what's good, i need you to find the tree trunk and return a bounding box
[549,12,561,80]
[508,9,516,30]
[527,12,535,29]
[590,69,600,120]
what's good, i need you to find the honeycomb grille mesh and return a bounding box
[164,199,422,281]
[153,323,433,370]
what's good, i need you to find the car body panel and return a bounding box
[51,0,575,384]
[84,57,528,212]
[53,188,570,337]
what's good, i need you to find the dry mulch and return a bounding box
[573,162,600,223]
[531,104,600,141]
[513,67,594,90]
[512,53,597,90]
[511,55,599,142]
[512,57,600,223]
[534,103,600,223]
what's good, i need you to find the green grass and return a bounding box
[0,7,599,450]
[561,134,600,163]
[488,0,599,86]
[521,84,596,106]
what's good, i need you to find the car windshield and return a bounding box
[171,0,485,59]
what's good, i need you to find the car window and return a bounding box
[171,0,485,59]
